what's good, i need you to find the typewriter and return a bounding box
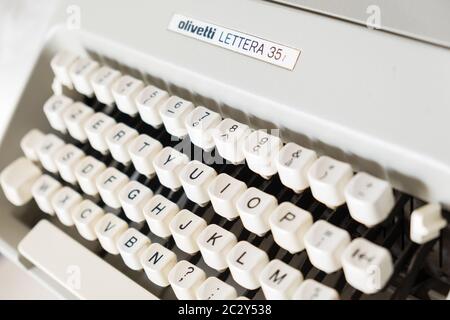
[0,0,449,300]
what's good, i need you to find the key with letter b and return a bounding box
[116,228,150,270]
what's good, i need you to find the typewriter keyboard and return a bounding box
[1,51,449,300]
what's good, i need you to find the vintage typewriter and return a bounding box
[0,0,449,300]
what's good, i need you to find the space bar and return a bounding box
[18,220,157,300]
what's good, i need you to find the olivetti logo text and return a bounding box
[168,14,301,70]
[177,19,216,40]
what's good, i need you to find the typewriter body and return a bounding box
[0,0,449,300]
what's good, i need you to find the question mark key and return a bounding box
[168,260,206,299]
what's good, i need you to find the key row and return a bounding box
[20,126,400,273]
[41,92,396,229]
[49,51,397,228]
[1,155,395,296]
[2,158,393,299]
[20,128,378,264]
[19,129,323,257]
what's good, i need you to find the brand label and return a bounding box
[168,14,301,70]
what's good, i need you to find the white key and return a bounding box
[105,123,138,164]
[72,199,104,241]
[0,157,42,206]
[212,118,250,164]
[236,187,278,236]
[36,134,65,173]
[143,194,179,238]
[259,259,303,300]
[341,238,394,294]
[159,96,194,137]
[304,220,351,273]
[226,241,269,290]
[63,102,94,142]
[128,134,163,176]
[410,204,447,244]
[196,277,237,300]
[169,209,207,254]
[50,51,78,87]
[307,156,353,208]
[111,75,144,116]
[84,112,116,153]
[135,85,169,128]
[31,174,62,214]
[168,260,206,300]
[197,224,237,271]
[345,172,395,227]
[74,156,106,196]
[208,173,247,220]
[185,106,221,151]
[153,147,189,190]
[94,213,128,254]
[292,279,339,300]
[95,167,129,208]
[18,220,156,299]
[140,243,177,287]
[90,66,121,105]
[276,142,317,193]
[243,130,282,179]
[50,186,82,226]
[118,180,153,222]
[43,95,73,133]
[54,144,85,183]
[68,57,99,96]
[116,228,150,270]
[269,202,313,254]
[179,160,217,206]
[20,129,45,161]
